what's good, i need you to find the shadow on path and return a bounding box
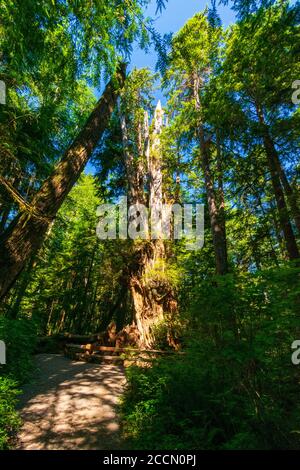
[17,354,126,450]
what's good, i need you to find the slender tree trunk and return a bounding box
[264,137,299,259]
[255,103,299,260]
[0,204,10,234]
[7,255,36,319]
[199,129,228,274]
[0,177,20,234]
[269,199,285,255]
[82,244,97,310]
[46,298,56,334]
[216,131,228,268]
[193,74,228,274]
[273,153,300,234]
[0,65,126,300]
[256,195,279,266]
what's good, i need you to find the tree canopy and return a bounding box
[0,0,300,452]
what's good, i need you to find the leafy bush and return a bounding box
[121,265,300,449]
[0,377,21,449]
[0,317,37,449]
[0,317,37,384]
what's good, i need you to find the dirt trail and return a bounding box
[16,354,126,450]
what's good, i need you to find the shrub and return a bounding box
[0,317,37,449]
[0,377,21,450]
[0,317,37,384]
[121,265,300,450]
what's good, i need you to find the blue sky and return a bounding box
[130,0,236,72]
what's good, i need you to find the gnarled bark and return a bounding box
[119,101,178,349]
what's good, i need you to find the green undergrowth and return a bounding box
[0,317,37,449]
[121,265,300,450]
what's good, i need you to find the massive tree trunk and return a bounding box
[255,103,299,260]
[128,241,166,348]
[193,74,228,275]
[0,65,126,300]
[120,101,178,349]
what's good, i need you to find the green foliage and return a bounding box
[0,317,36,449]
[0,377,21,450]
[0,0,299,452]
[0,0,167,241]
[220,0,278,19]
[6,175,105,335]
[143,259,183,290]
[122,265,300,450]
[0,317,37,384]
[163,2,300,270]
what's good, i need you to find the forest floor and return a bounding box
[16,354,126,450]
